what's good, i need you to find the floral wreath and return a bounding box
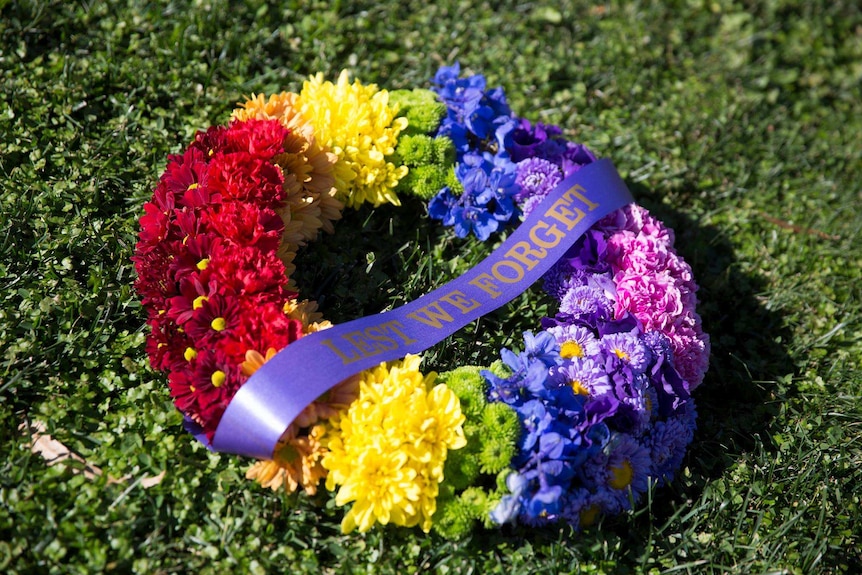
[133,64,710,538]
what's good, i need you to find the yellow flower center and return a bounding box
[613,348,629,361]
[192,295,208,310]
[211,370,226,388]
[184,347,197,362]
[609,459,634,490]
[580,504,600,527]
[560,340,584,359]
[187,182,199,191]
[196,258,209,270]
[570,380,590,396]
[211,317,226,331]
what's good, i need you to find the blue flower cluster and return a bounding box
[427,63,596,240]
[481,253,697,528]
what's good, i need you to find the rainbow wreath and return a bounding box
[133,64,709,538]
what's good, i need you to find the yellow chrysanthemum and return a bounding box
[297,70,409,209]
[323,355,466,533]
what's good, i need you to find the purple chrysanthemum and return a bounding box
[549,358,612,398]
[601,331,650,374]
[545,323,601,360]
[559,285,613,320]
[581,433,651,513]
[514,157,562,206]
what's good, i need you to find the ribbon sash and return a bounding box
[210,158,633,459]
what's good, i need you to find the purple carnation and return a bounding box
[514,157,562,206]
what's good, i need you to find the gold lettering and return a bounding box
[492,260,525,284]
[380,320,418,346]
[468,273,502,299]
[546,193,586,230]
[568,184,599,211]
[407,302,456,329]
[529,220,566,249]
[505,241,547,271]
[343,331,384,357]
[321,338,361,366]
[439,290,481,314]
[365,325,398,351]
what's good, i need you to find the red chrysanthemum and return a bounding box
[203,202,283,251]
[207,151,286,208]
[224,118,290,159]
[206,243,290,297]
[134,117,331,441]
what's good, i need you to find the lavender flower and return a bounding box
[549,358,612,398]
[601,331,651,374]
[545,323,601,360]
[514,157,562,204]
[581,433,651,513]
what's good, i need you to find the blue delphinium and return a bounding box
[428,64,522,239]
[432,63,515,158]
[483,331,617,524]
[426,64,600,241]
[428,152,517,240]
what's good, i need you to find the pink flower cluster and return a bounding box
[599,205,710,388]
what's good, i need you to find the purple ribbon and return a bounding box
[204,159,633,459]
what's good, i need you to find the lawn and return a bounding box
[1,0,860,573]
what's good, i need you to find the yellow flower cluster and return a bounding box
[323,355,467,533]
[233,71,409,281]
[298,70,409,208]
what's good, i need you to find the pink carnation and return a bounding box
[668,327,710,388]
[614,271,684,330]
[606,232,673,275]
[597,204,709,388]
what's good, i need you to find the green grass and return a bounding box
[1,0,861,573]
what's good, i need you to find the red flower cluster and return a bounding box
[133,119,304,439]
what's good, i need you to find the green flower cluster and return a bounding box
[390,89,460,199]
[432,364,521,539]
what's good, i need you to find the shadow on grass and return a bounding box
[631,182,789,500]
